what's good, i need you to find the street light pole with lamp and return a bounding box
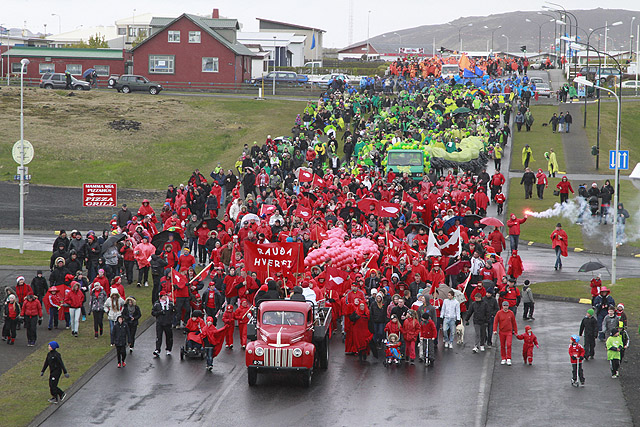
[629,17,636,63]
[19,58,29,254]
[575,75,621,285]
[501,34,509,53]
[483,25,502,52]
[526,17,555,54]
[366,10,372,59]
[51,13,61,34]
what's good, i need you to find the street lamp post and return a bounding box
[630,17,636,64]
[576,75,621,285]
[483,25,502,52]
[501,34,509,53]
[272,36,276,96]
[366,10,371,59]
[51,13,61,34]
[19,58,29,254]
[526,18,555,54]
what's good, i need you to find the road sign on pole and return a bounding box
[609,150,629,170]
[83,183,117,207]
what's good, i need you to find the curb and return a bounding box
[29,316,155,427]
[524,240,639,258]
[532,293,580,304]
[475,344,496,427]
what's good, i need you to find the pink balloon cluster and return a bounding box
[303,229,378,269]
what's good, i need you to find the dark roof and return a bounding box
[135,14,252,56]
[257,18,325,33]
[150,15,240,30]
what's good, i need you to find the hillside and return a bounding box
[363,8,639,55]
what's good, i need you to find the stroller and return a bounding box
[383,334,403,367]
[180,310,206,361]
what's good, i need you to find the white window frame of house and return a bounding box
[202,57,219,73]
[149,55,175,74]
[128,27,137,37]
[11,63,27,73]
[94,65,110,76]
[39,63,55,74]
[168,30,180,43]
[66,64,82,75]
[189,31,201,43]
[118,27,126,36]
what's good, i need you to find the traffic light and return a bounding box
[520,45,527,53]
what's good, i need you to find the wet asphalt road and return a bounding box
[42,300,630,427]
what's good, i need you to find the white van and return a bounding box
[441,64,460,79]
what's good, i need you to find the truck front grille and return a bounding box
[264,348,293,367]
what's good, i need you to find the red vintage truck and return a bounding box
[245,300,332,387]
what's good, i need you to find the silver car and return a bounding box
[535,82,551,97]
[39,73,91,90]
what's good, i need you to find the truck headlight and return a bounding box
[292,348,302,357]
[255,347,264,357]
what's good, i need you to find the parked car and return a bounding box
[39,73,91,90]
[251,71,308,85]
[529,76,544,85]
[110,75,163,95]
[622,80,640,89]
[308,73,358,87]
[578,66,622,83]
[535,82,552,97]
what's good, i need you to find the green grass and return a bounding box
[0,286,152,426]
[511,105,566,173]
[584,101,640,175]
[0,88,303,189]
[507,177,584,248]
[0,248,50,266]
[531,278,639,329]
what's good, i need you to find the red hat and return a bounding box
[159,291,167,296]
[65,274,75,282]
[258,284,268,292]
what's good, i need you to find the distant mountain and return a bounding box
[363,8,640,55]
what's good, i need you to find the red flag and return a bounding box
[402,192,418,205]
[439,227,462,257]
[294,205,313,220]
[403,242,419,259]
[191,262,213,284]
[297,169,313,182]
[376,201,401,218]
[171,268,188,289]
[325,266,349,292]
[357,197,379,214]
[312,174,325,188]
[259,204,277,217]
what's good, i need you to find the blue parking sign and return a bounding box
[609,150,629,170]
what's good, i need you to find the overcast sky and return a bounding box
[4,0,640,47]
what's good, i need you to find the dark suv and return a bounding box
[251,71,309,85]
[39,73,91,90]
[110,75,163,95]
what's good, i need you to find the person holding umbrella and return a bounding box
[550,223,568,270]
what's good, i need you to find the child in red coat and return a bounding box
[569,335,585,386]
[507,250,524,279]
[233,299,252,350]
[494,191,505,215]
[516,325,539,365]
[222,304,235,349]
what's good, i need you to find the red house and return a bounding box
[132,13,253,85]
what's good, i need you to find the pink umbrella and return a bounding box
[480,217,504,227]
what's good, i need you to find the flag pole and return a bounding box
[190,261,213,285]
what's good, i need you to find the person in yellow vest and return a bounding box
[522,145,534,169]
[494,144,503,171]
[546,149,559,178]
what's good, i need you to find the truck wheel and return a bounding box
[108,78,116,87]
[301,369,312,388]
[149,87,158,95]
[121,86,131,94]
[248,367,258,386]
[318,336,329,369]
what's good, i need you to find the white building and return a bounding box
[237,32,306,68]
[115,13,154,48]
[46,26,121,48]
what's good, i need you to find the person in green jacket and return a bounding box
[606,328,623,378]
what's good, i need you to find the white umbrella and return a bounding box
[240,213,260,226]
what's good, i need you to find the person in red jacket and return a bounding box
[506,213,527,253]
[473,187,490,217]
[494,190,505,215]
[202,316,228,370]
[184,310,206,351]
[233,299,252,350]
[516,325,539,365]
[196,223,211,265]
[178,248,196,272]
[120,240,136,285]
[64,282,85,337]
[550,222,568,270]
[14,276,34,305]
[137,199,156,222]
[493,301,518,365]
[3,294,20,344]
[222,304,235,349]
[535,168,548,200]
[402,310,421,363]
[21,293,43,346]
[507,250,524,279]
[488,227,506,256]
[223,267,241,307]
[555,176,574,204]
[490,171,506,201]
[569,335,585,386]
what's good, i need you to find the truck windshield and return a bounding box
[388,151,423,166]
[263,311,306,326]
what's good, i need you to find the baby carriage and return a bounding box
[383,334,403,367]
[180,310,205,361]
[419,338,435,367]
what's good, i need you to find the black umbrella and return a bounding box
[100,233,125,254]
[152,230,184,252]
[578,261,606,273]
[463,214,483,228]
[203,218,223,230]
[301,191,318,202]
[404,222,429,235]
